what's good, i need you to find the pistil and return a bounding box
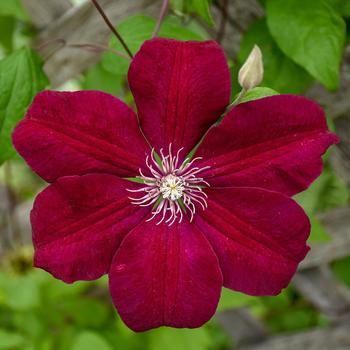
[128,145,210,226]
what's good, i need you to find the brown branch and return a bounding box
[216,0,229,43]
[90,0,133,59]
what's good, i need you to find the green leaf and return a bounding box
[295,164,349,213]
[102,15,205,77]
[266,0,346,90]
[217,288,256,311]
[333,256,350,287]
[0,48,48,164]
[0,17,16,53]
[266,308,317,332]
[59,299,109,328]
[185,0,214,25]
[308,214,332,243]
[72,332,112,350]
[0,330,25,350]
[238,18,313,94]
[0,0,28,21]
[82,63,123,96]
[240,87,278,103]
[329,0,350,17]
[0,272,41,310]
[295,164,348,243]
[149,327,212,350]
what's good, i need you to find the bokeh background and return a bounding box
[1,0,350,349]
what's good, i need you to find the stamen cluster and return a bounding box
[128,146,210,225]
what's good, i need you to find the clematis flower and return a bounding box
[13,38,337,332]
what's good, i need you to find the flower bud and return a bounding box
[238,45,264,90]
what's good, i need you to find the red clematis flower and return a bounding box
[13,38,337,332]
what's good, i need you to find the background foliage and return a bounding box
[0,0,349,349]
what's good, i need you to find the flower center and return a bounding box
[128,145,210,226]
[160,174,185,201]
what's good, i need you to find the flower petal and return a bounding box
[109,219,223,332]
[128,38,231,157]
[194,187,310,295]
[196,95,338,195]
[13,91,150,182]
[32,174,149,283]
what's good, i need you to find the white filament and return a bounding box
[128,145,210,226]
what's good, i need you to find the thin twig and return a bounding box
[152,0,170,38]
[68,43,130,60]
[216,0,229,43]
[90,0,133,59]
[35,38,67,61]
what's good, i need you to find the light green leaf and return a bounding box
[0,330,25,350]
[59,299,109,328]
[82,63,123,96]
[72,332,112,350]
[240,87,278,103]
[0,0,28,21]
[238,18,313,94]
[266,0,346,90]
[102,15,205,77]
[295,165,349,213]
[149,327,211,350]
[185,0,214,25]
[308,214,332,243]
[170,0,214,25]
[0,272,41,310]
[217,288,256,312]
[0,47,48,164]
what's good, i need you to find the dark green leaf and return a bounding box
[266,0,346,90]
[0,17,15,53]
[266,308,317,332]
[329,0,350,17]
[333,256,350,287]
[0,48,48,164]
[238,18,313,94]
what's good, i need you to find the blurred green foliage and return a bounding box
[0,0,349,349]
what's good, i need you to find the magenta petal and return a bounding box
[13,91,150,182]
[109,219,223,332]
[32,174,149,283]
[196,95,338,195]
[194,187,310,296]
[128,38,231,157]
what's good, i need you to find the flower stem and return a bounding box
[68,43,130,60]
[90,0,133,59]
[152,0,170,38]
[226,88,247,112]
